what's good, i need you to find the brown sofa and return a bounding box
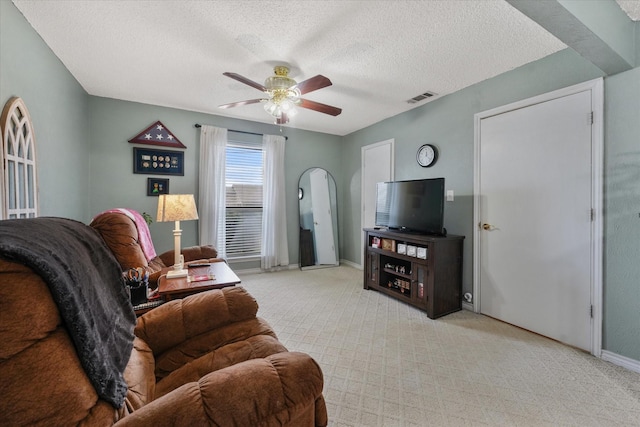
[90,209,222,286]
[0,217,328,426]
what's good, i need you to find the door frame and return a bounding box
[473,78,603,356]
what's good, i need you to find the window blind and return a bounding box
[225,140,263,258]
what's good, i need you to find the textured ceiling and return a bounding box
[8,1,581,135]
[617,0,640,20]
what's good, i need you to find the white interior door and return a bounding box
[476,85,600,352]
[361,139,394,263]
[310,168,336,265]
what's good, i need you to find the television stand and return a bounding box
[363,228,464,319]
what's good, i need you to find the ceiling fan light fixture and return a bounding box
[280,98,295,111]
[262,67,302,123]
[221,66,341,124]
[263,99,294,123]
[264,66,296,91]
[264,100,279,115]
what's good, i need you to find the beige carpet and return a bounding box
[239,266,640,427]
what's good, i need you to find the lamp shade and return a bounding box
[156,194,199,222]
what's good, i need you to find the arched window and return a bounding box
[0,97,38,219]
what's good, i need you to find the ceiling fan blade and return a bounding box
[219,99,264,109]
[299,99,342,116]
[223,72,267,92]
[294,75,332,95]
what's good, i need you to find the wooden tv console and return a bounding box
[363,228,464,319]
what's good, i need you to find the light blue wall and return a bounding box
[341,48,639,361]
[603,66,640,361]
[88,96,342,264]
[0,0,91,220]
[559,0,636,67]
[2,0,639,362]
[1,0,342,265]
[637,20,640,65]
[341,48,604,291]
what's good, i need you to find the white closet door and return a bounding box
[478,90,593,351]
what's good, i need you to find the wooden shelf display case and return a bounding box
[364,228,464,319]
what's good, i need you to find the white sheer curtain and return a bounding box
[198,125,227,259]
[261,134,289,270]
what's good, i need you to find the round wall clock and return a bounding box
[417,144,438,167]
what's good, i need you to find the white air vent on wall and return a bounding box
[407,91,438,104]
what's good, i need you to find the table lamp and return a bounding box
[157,194,199,279]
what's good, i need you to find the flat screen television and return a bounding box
[375,178,445,235]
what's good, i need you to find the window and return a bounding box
[0,97,38,219]
[224,138,263,259]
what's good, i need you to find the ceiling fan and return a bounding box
[219,66,342,125]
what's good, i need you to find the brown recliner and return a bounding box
[90,209,222,285]
[0,218,328,426]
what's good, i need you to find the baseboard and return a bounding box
[238,260,362,275]
[462,301,474,311]
[235,267,263,275]
[601,350,640,373]
[235,263,298,276]
[340,259,362,269]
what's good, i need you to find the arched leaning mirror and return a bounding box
[298,168,339,269]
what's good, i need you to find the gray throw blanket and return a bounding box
[0,217,135,408]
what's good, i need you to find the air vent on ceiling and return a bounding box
[407,91,437,104]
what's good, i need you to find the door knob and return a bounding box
[482,223,493,231]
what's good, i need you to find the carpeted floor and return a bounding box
[239,266,640,427]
